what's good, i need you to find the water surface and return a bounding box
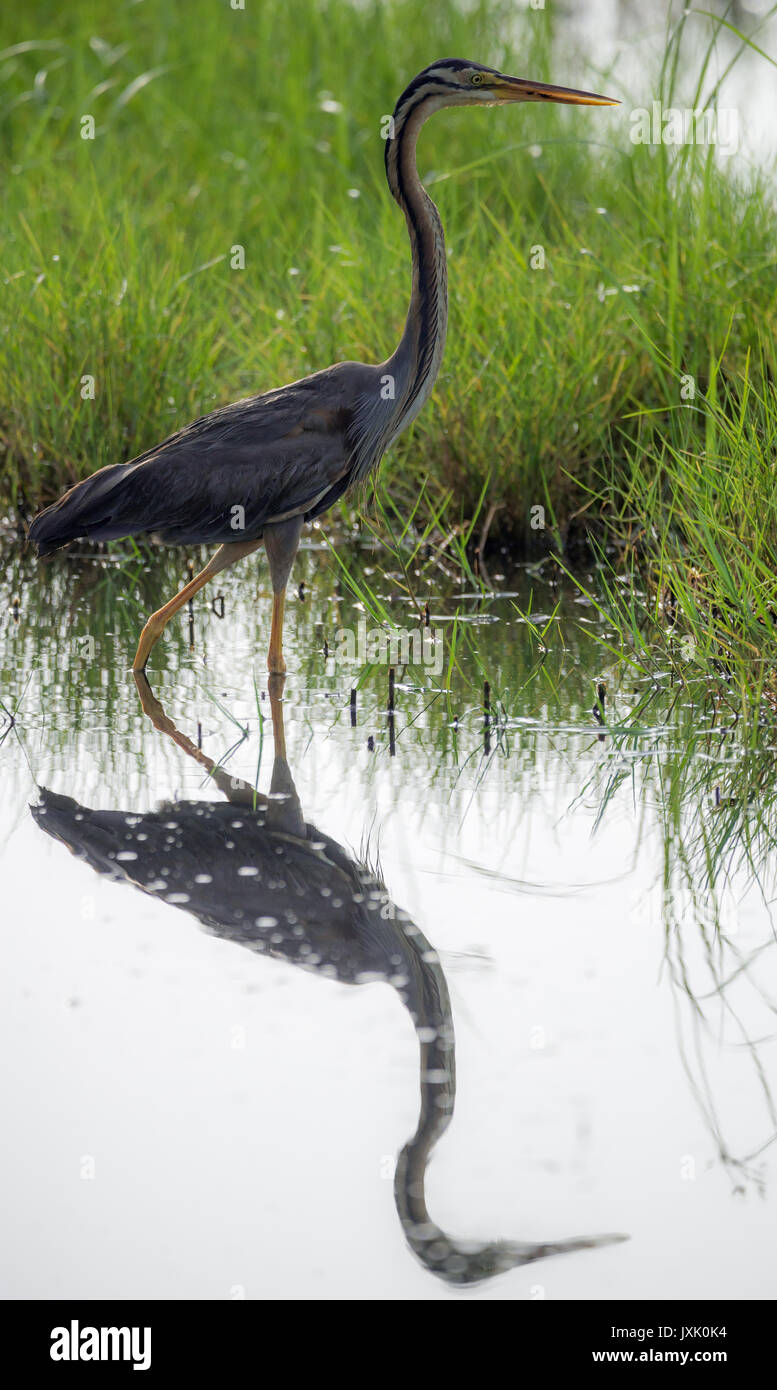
[1,540,775,1299]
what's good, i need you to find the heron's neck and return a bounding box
[382,100,448,441]
[392,922,456,1234]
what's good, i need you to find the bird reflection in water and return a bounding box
[32,673,625,1287]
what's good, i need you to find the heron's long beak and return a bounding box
[492,76,619,106]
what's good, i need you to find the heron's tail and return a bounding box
[27,461,136,556]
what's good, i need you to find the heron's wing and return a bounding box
[29,363,372,552]
[130,382,354,544]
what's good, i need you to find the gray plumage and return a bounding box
[29,363,378,553]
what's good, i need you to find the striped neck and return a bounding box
[381,88,449,442]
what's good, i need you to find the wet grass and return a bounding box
[3,2,777,699]
[555,354,777,713]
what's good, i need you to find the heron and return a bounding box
[32,674,626,1284]
[28,60,617,674]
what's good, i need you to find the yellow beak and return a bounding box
[491,76,619,106]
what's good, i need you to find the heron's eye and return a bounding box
[470,72,485,86]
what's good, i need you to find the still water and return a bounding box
[0,540,775,1299]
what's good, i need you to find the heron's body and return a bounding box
[32,363,374,552]
[28,59,615,671]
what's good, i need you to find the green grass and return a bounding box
[3,1,777,698]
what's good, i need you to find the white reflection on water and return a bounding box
[0,548,775,1299]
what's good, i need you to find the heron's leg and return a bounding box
[265,672,306,836]
[132,539,262,671]
[267,672,288,760]
[263,516,303,674]
[132,671,261,805]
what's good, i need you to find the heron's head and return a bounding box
[398,58,618,113]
